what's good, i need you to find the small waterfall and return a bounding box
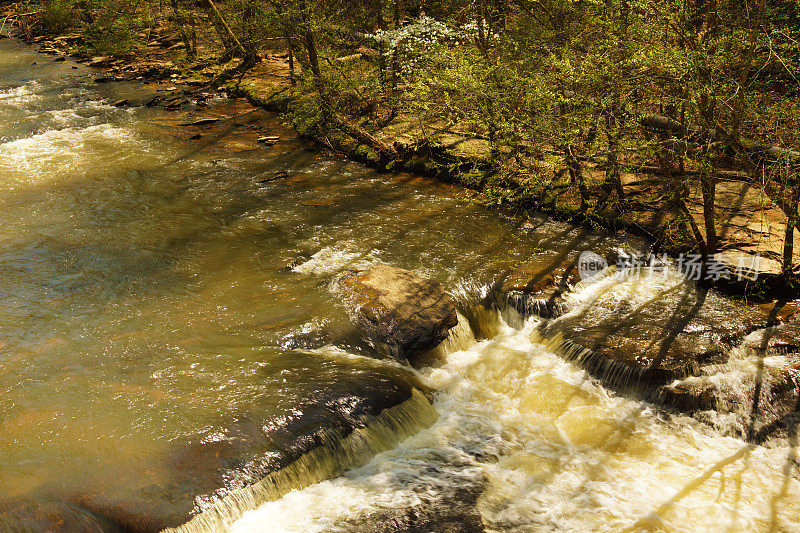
[223,309,800,532]
[165,388,438,533]
[657,341,800,441]
[424,311,478,359]
[498,289,564,320]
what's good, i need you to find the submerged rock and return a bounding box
[656,379,717,412]
[146,90,191,110]
[337,484,485,533]
[339,264,458,360]
[499,254,581,295]
[661,320,800,440]
[166,388,438,533]
[0,498,124,532]
[496,254,582,319]
[74,364,433,532]
[658,354,800,442]
[761,319,800,354]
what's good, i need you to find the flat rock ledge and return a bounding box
[498,257,800,440]
[655,320,800,442]
[339,264,459,361]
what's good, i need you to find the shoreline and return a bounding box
[4,23,797,301]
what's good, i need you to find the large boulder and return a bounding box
[339,264,458,360]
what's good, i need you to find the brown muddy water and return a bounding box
[1,36,799,532]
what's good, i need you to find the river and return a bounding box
[1,36,799,532]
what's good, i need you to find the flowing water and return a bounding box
[1,36,799,532]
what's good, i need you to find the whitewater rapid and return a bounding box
[229,275,800,532]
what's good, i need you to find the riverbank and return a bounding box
[3,18,799,301]
[7,26,800,436]
[230,67,800,302]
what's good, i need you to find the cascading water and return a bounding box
[230,279,800,532]
[0,35,798,532]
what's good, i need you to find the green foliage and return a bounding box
[18,0,800,276]
[40,0,76,34]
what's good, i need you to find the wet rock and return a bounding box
[0,498,124,532]
[339,264,458,360]
[662,355,800,442]
[337,484,485,533]
[185,78,209,87]
[258,135,280,145]
[495,254,581,319]
[762,319,800,354]
[566,324,718,387]
[84,366,426,531]
[182,117,220,126]
[73,493,182,533]
[279,253,309,271]
[94,76,115,83]
[279,318,377,356]
[643,310,800,437]
[112,99,129,107]
[133,61,181,79]
[88,55,110,67]
[54,34,82,44]
[544,278,785,392]
[146,90,191,110]
[258,171,290,185]
[656,379,717,411]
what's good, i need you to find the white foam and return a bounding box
[292,244,378,275]
[0,81,42,105]
[229,311,800,532]
[0,123,157,189]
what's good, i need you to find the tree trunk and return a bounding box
[287,42,296,86]
[391,0,401,89]
[603,109,625,199]
[730,0,767,139]
[564,144,589,210]
[300,6,399,160]
[170,0,196,59]
[678,194,709,257]
[700,164,717,259]
[375,0,387,88]
[783,184,800,276]
[199,0,256,65]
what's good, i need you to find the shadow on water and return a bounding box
[2,38,800,532]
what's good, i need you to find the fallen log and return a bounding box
[637,113,800,166]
